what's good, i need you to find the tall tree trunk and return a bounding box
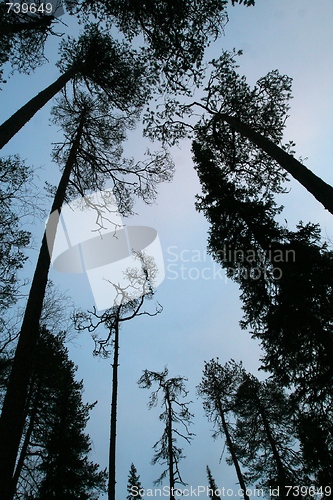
[0,114,85,499]
[0,15,54,35]
[108,319,120,500]
[166,390,175,500]
[0,66,78,150]
[215,395,249,500]
[258,403,287,488]
[216,113,333,216]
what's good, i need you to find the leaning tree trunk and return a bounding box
[215,395,250,500]
[216,113,333,216]
[258,402,288,489]
[0,66,78,150]
[0,114,85,500]
[108,317,120,500]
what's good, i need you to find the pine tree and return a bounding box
[0,23,148,149]
[197,360,249,500]
[206,466,221,500]
[191,50,333,214]
[127,463,144,500]
[75,254,161,500]
[0,156,32,311]
[231,373,306,494]
[138,368,194,500]
[14,328,107,499]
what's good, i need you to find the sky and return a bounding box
[1,1,333,498]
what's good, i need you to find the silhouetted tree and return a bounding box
[195,51,333,213]
[193,111,333,486]
[80,0,229,92]
[138,367,194,500]
[74,252,162,500]
[148,50,333,213]
[197,359,249,500]
[232,373,306,496]
[0,0,71,84]
[127,463,144,500]
[0,88,157,495]
[1,328,106,499]
[0,156,32,311]
[32,331,106,499]
[0,23,148,149]
[206,466,221,500]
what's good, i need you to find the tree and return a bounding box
[147,49,333,214]
[0,0,68,85]
[80,0,229,92]
[231,373,306,495]
[194,157,333,482]
[74,252,162,500]
[0,155,32,311]
[127,463,144,500]
[32,330,107,500]
[193,51,333,214]
[191,57,333,485]
[0,88,156,496]
[197,359,249,500]
[0,23,148,149]
[138,367,194,500]
[206,466,221,500]
[1,328,106,499]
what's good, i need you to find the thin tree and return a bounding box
[206,466,221,500]
[138,367,194,500]
[197,359,249,500]
[127,463,144,500]
[74,252,162,500]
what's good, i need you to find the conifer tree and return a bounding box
[138,368,194,500]
[197,359,249,500]
[3,328,106,499]
[127,463,144,500]
[206,466,221,500]
[75,253,162,500]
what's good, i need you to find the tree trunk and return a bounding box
[217,113,333,216]
[215,395,249,500]
[0,66,78,150]
[0,115,85,499]
[0,15,54,35]
[166,390,175,500]
[258,403,287,488]
[108,318,120,500]
[11,377,43,497]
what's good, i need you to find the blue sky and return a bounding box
[1,1,333,498]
